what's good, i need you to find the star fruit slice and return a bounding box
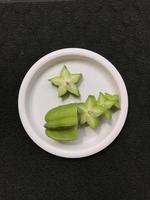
[97,92,120,120]
[49,65,81,97]
[77,95,103,128]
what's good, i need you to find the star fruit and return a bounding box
[49,65,81,97]
[97,92,120,120]
[77,95,103,128]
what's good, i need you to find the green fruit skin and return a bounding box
[45,103,78,129]
[44,116,77,129]
[45,126,77,141]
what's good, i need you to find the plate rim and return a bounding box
[18,48,128,158]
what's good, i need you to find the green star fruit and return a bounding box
[97,92,120,120]
[77,95,103,128]
[49,65,81,97]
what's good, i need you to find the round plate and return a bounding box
[18,48,128,158]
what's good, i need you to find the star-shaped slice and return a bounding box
[77,95,103,128]
[49,65,81,97]
[97,92,120,120]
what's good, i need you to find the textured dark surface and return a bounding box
[0,0,150,199]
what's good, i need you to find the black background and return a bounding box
[0,0,150,199]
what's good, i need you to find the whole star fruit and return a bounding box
[45,103,78,129]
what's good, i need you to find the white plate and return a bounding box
[18,48,128,158]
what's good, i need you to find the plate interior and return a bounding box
[25,55,120,153]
